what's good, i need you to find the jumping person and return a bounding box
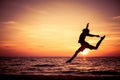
[66,23,105,63]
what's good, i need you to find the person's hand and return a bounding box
[96,35,100,37]
[87,23,89,25]
[86,23,89,29]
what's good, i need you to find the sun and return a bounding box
[81,49,89,56]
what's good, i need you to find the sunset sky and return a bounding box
[0,0,120,57]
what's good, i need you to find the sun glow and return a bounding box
[81,49,89,56]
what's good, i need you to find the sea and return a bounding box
[0,57,120,77]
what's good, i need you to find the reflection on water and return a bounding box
[0,57,120,76]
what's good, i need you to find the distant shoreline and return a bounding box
[0,74,120,80]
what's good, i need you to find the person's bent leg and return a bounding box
[95,35,105,49]
[88,36,105,50]
[66,47,85,63]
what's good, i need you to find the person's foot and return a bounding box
[101,35,105,40]
[66,60,71,63]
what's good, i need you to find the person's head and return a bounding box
[82,28,89,34]
[82,23,89,34]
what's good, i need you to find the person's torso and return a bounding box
[78,33,86,43]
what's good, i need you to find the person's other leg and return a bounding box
[66,46,85,63]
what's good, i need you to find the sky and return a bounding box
[0,0,120,57]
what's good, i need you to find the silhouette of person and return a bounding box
[66,23,105,63]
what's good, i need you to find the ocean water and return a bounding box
[0,57,120,76]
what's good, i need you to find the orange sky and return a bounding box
[0,0,120,57]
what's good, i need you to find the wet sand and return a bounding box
[0,75,120,80]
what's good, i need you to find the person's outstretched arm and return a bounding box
[87,34,100,37]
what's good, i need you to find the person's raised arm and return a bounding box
[86,23,89,29]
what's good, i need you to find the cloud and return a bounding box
[23,5,47,15]
[112,16,120,21]
[0,21,18,25]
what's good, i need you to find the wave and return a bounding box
[61,70,120,75]
[10,64,24,66]
[33,64,55,67]
[90,70,120,75]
